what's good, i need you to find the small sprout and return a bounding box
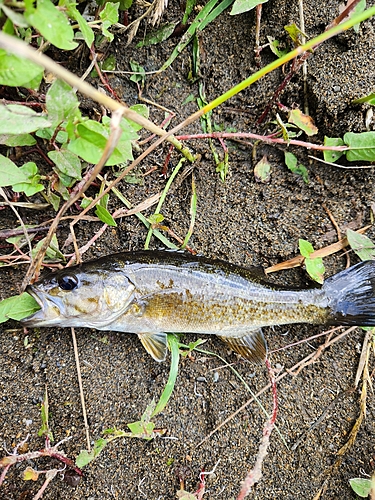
[284,152,309,183]
[23,466,39,481]
[38,387,54,442]
[299,239,325,284]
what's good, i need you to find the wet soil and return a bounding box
[1,1,375,499]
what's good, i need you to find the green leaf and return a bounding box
[230,0,268,16]
[0,292,40,323]
[0,134,36,147]
[38,387,54,441]
[129,60,145,85]
[0,104,51,134]
[149,213,164,225]
[349,477,372,497]
[353,0,366,33]
[299,239,325,283]
[323,137,345,163]
[25,0,78,50]
[48,149,82,180]
[152,334,180,416]
[299,238,314,258]
[68,120,135,166]
[12,161,44,196]
[284,23,307,44]
[76,438,108,468]
[284,151,309,183]
[23,466,39,481]
[254,155,271,183]
[0,155,28,186]
[305,257,325,284]
[66,4,95,48]
[288,109,318,136]
[0,50,43,89]
[100,2,119,24]
[267,36,288,58]
[46,79,80,126]
[344,131,375,162]
[99,2,119,40]
[32,234,64,261]
[352,91,375,105]
[0,5,29,27]
[95,205,117,226]
[346,229,375,261]
[136,22,177,48]
[123,104,149,132]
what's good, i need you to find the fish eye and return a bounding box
[58,274,79,291]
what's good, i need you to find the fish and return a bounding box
[22,251,375,363]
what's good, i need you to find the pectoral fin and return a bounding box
[217,329,267,364]
[138,332,168,362]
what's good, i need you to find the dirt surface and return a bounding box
[1,1,375,499]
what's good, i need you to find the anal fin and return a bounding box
[217,329,267,364]
[138,332,168,362]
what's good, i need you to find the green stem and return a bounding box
[144,157,186,249]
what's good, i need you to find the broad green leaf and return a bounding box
[0,134,36,146]
[136,22,177,48]
[0,104,51,134]
[95,205,117,226]
[344,131,375,162]
[254,155,271,183]
[0,5,28,27]
[299,239,325,283]
[149,213,164,225]
[100,2,119,24]
[305,257,325,284]
[349,477,372,497]
[0,50,43,88]
[68,120,135,165]
[122,104,149,132]
[230,0,267,15]
[66,4,95,48]
[284,151,309,183]
[0,155,28,186]
[46,79,80,126]
[288,109,318,136]
[299,238,314,258]
[48,149,82,179]
[12,161,44,196]
[76,438,108,468]
[25,0,78,50]
[323,137,345,163]
[99,2,119,40]
[0,292,40,323]
[346,229,375,261]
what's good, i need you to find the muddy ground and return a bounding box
[1,0,375,498]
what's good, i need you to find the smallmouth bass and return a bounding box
[22,251,375,362]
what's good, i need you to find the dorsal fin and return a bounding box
[138,332,168,362]
[217,329,267,364]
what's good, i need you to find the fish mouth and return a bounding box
[21,285,61,326]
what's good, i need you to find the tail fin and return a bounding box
[324,260,375,326]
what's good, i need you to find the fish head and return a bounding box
[22,266,136,328]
